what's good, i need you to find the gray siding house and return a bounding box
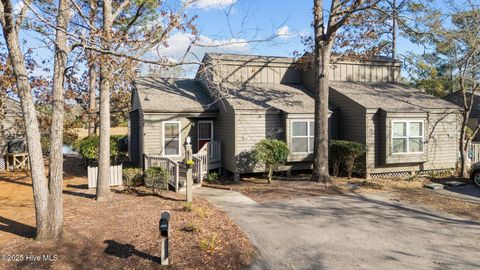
[443,91,479,141]
[129,53,461,180]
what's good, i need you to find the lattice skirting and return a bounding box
[0,157,4,171]
[369,168,454,179]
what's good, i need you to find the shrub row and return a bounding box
[122,166,169,192]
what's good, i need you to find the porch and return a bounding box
[144,141,222,192]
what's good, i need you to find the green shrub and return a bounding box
[252,139,289,183]
[207,172,219,183]
[77,135,124,163]
[144,166,169,193]
[329,140,366,178]
[122,168,143,189]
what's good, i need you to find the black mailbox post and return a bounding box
[159,211,170,237]
[159,211,170,265]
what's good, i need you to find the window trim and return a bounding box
[291,119,314,154]
[391,119,424,155]
[162,121,181,157]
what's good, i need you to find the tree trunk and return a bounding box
[312,0,332,184]
[267,167,273,183]
[47,0,71,240]
[392,0,397,59]
[87,1,97,136]
[0,88,6,158]
[459,112,469,179]
[88,60,97,136]
[96,0,113,201]
[0,0,50,240]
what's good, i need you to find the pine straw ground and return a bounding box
[206,173,480,222]
[0,158,255,270]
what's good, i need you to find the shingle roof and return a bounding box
[330,82,461,112]
[220,82,329,113]
[134,77,217,113]
[443,91,480,118]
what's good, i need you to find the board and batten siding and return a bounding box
[210,61,301,84]
[328,89,366,144]
[301,61,401,91]
[234,111,284,173]
[366,111,461,175]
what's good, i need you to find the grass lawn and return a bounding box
[0,157,255,270]
[206,173,480,222]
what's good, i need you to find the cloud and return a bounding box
[187,0,237,10]
[276,26,294,39]
[154,32,250,61]
[147,32,250,76]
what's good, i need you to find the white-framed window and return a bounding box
[163,121,181,157]
[391,120,424,154]
[291,120,314,153]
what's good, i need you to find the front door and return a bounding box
[198,121,213,150]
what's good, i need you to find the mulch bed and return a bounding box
[0,158,255,270]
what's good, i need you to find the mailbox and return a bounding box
[159,211,170,237]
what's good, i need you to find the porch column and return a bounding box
[185,137,193,202]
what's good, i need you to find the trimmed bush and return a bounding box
[252,139,289,183]
[207,172,219,183]
[122,168,143,189]
[144,166,169,193]
[77,135,126,163]
[329,140,366,178]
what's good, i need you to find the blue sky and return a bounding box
[11,0,426,78]
[155,0,425,76]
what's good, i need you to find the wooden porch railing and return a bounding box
[193,141,221,181]
[144,154,179,192]
[468,142,480,164]
[192,156,203,184]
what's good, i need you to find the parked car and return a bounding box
[471,162,480,187]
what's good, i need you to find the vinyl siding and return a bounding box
[142,114,195,162]
[366,111,461,174]
[328,89,366,144]
[235,111,284,173]
[214,104,236,173]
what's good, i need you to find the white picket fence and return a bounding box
[469,142,480,163]
[88,164,123,189]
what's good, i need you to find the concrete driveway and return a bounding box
[196,188,480,270]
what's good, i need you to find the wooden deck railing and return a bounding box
[192,156,203,184]
[469,142,480,164]
[144,154,179,192]
[208,141,221,163]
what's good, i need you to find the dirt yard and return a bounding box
[206,173,480,222]
[0,157,255,270]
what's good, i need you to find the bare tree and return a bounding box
[0,0,51,240]
[48,0,72,239]
[312,0,381,183]
[404,0,480,178]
